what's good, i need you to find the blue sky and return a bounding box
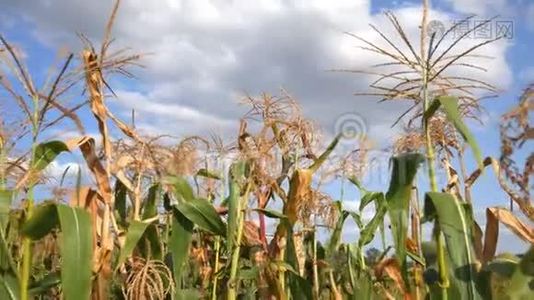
[1,0,532,252]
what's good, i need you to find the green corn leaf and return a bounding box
[484,253,519,278]
[32,140,69,171]
[356,189,386,247]
[196,168,221,180]
[115,220,151,269]
[175,197,226,236]
[0,229,17,275]
[170,209,194,292]
[0,190,13,230]
[386,153,424,291]
[359,191,384,211]
[424,192,481,300]
[426,96,483,168]
[22,203,92,300]
[358,198,386,247]
[0,272,19,300]
[21,202,58,240]
[175,288,201,300]
[114,180,128,225]
[227,161,246,251]
[252,208,287,220]
[166,177,194,202]
[28,271,61,296]
[348,211,363,229]
[347,244,373,299]
[347,175,366,192]
[238,266,260,280]
[55,204,92,300]
[0,190,16,279]
[142,184,159,220]
[327,201,348,253]
[507,247,534,299]
[284,222,313,300]
[138,224,162,260]
[308,134,340,172]
[269,261,299,275]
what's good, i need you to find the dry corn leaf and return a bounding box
[285,168,312,225]
[111,154,135,191]
[70,186,98,208]
[473,221,484,263]
[82,50,112,177]
[243,221,262,247]
[108,110,141,141]
[483,207,534,263]
[66,136,114,287]
[405,237,418,253]
[465,157,534,221]
[67,136,112,204]
[271,168,312,254]
[374,257,411,299]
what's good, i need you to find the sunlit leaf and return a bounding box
[386,153,424,291]
[32,140,69,171]
[175,197,226,236]
[252,208,287,220]
[426,96,483,167]
[424,192,480,299]
[22,203,92,300]
[115,220,150,269]
[170,209,193,293]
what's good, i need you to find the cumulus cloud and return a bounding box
[0,0,513,144]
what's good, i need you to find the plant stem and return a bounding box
[328,270,341,300]
[359,247,366,270]
[423,64,449,300]
[312,225,319,299]
[227,183,250,300]
[411,186,422,300]
[458,147,472,203]
[211,237,221,300]
[20,94,40,300]
[19,191,33,300]
[420,0,448,295]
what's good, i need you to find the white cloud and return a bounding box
[1,1,522,250]
[0,1,514,145]
[45,161,83,181]
[443,0,508,16]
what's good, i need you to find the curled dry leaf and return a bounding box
[83,50,112,176]
[483,207,534,263]
[285,168,313,226]
[270,168,312,256]
[66,136,112,204]
[465,157,534,221]
[66,136,114,290]
[243,220,262,247]
[111,154,135,191]
[374,257,411,299]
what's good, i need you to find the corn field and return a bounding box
[0,0,532,299]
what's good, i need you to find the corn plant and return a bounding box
[0,0,532,299]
